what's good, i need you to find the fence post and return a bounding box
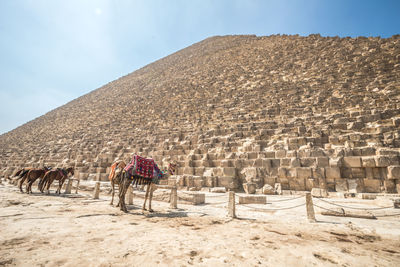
[228,191,236,218]
[93,181,100,199]
[127,186,133,205]
[305,193,316,222]
[170,187,178,209]
[64,179,72,194]
[75,179,80,194]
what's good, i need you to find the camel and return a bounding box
[117,159,176,213]
[14,168,32,192]
[24,167,52,194]
[108,160,127,205]
[39,167,74,194]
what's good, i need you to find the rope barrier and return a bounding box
[241,202,306,212]
[267,195,304,203]
[314,203,400,218]
[314,197,394,210]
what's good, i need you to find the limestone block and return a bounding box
[363,179,381,193]
[311,188,328,198]
[384,180,396,193]
[312,168,325,179]
[296,167,312,179]
[348,179,363,193]
[243,183,256,194]
[325,167,341,179]
[276,150,286,158]
[193,176,205,187]
[178,192,205,205]
[277,167,287,178]
[335,179,348,192]
[290,158,301,167]
[204,176,216,187]
[316,157,329,167]
[375,156,400,167]
[210,187,226,193]
[351,168,366,178]
[343,157,362,168]
[329,158,343,167]
[254,159,263,167]
[238,195,266,204]
[388,166,400,179]
[300,158,316,167]
[362,157,376,167]
[289,178,306,191]
[183,167,194,175]
[280,158,291,167]
[262,184,275,195]
[217,176,238,189]
[185,176,194,187]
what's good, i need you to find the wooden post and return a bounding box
[75,179,80,194]
[93,181,100,199]
[170,187,178,209]
[306,193,316,222]
[127,186,133,205]
[64,179,72,194]
[228,191,236,218]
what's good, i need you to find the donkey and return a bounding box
[108,160,127,206]
[39,167,74,194]
[24,166,52,194]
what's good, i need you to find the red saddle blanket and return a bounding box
[124,155,155,179]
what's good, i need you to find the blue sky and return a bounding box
[0,0,399,134]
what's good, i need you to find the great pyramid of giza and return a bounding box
[1,34,400,193]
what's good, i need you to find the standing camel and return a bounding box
[117,158,176,213]
[39,167,74,194]
[108,160,127,205]
[24,167,52,194]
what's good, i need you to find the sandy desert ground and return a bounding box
[1,181,400,267]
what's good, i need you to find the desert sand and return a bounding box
[1,182,400,267]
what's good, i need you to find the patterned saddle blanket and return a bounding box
[124,155,155,179]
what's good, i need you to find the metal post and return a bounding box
[228,191,236,218]
[306,193,316,222]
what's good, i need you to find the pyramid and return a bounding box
[1,34,400,193]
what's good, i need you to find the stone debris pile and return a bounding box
[1,34,399,194]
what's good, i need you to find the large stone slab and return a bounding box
[238,195,267,204]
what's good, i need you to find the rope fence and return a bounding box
[314,197,394,210]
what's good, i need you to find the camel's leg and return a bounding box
[46,177,53,194]
[110,180,115,206]
[119,178,129,212]
[148,184,155,212]
[58,177,66,194]
[27,179,34,194]
[142,183,151,211]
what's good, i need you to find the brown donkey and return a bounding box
[108,160,127,206]
[39,167,74,194]
[24,167,52,194]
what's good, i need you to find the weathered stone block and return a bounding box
[363,179,381,193]
[296,167,312,179]
[311,188,328,198]
[289,178,306,191]
[210,187,226,193]
[335,179,348,192]
[375,156,400,167]
[388,166,400,179]
[193,176,205,187]
[325,167,341,179]
[348,179,363,193]
[362,157,376,167]
[222,167,236,177]
[262,184,275,195]
[351,168,366,178]
[238,195,267,204]
[316,157,329,167]
[276,150,286,158]
[217,176,238,189]
[243,183,257,194]
[290,158,301,167]
[204,176,216,187]
[343,157,362,168]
